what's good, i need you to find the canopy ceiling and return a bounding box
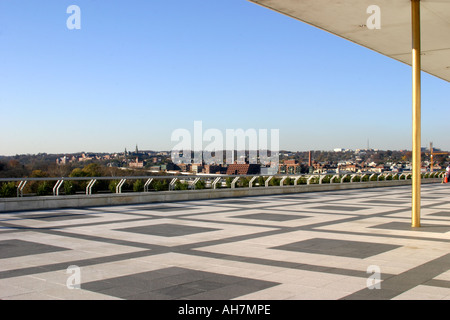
[248,0,450,82]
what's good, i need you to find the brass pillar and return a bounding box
[411,0,421,228]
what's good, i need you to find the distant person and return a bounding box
[445,164,450,184]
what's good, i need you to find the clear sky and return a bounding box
[0,0,449,156]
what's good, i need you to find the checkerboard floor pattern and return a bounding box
[1,184,449,300]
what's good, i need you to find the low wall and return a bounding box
[0,178,442,212]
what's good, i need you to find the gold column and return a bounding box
[411,0,421,228]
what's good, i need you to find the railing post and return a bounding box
[169,178,178,191]
[86,179,96,195]
[144,178,153,192]
[265,176,273,187]
[212,177,221,189]
[116,179,126,194]
[17,180,27,197]
[231,177,240,189]
[192,177,200,190]
[249,176,257,188]
[53,180,64,196]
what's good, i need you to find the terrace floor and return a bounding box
[1,183,449,300]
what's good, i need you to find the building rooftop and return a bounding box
[0,183,449,300]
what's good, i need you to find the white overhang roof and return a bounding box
[248,0,450,82]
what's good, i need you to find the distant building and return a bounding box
[260,166,278,175]
[203,164,224,174]
[129,157,144,168]
[279,159,301,174]
[191,163,203,174]
[178,163,191,172]
[338,163,359,173]
[107,162,119,168]
[371,165,386,173]
[226,164,260,175]
[79,153,95,162]
[313,162,336,174]
[165,163,180,171]
[56,156,68,165]
[56,155,77,165]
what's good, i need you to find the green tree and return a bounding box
[0,182,16,197]
[69,168,87,177]
[194,179,206,190]
[81,163,103,177]
[63,181,76,195]
[69,163,103,178]
[269,177,280,186]
[36,181,52,196]
[31,170,48,178]
[133,179,144,192]
[109,180,120,193]
[258,176,265,187]
[153,179,168,191]
[297,176,307,185]
[241,177,250,188]
[174,180,189,190]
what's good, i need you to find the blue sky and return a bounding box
[0,0,449,156]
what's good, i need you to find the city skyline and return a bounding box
[1,145,445,158]
[1,0,449,156]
